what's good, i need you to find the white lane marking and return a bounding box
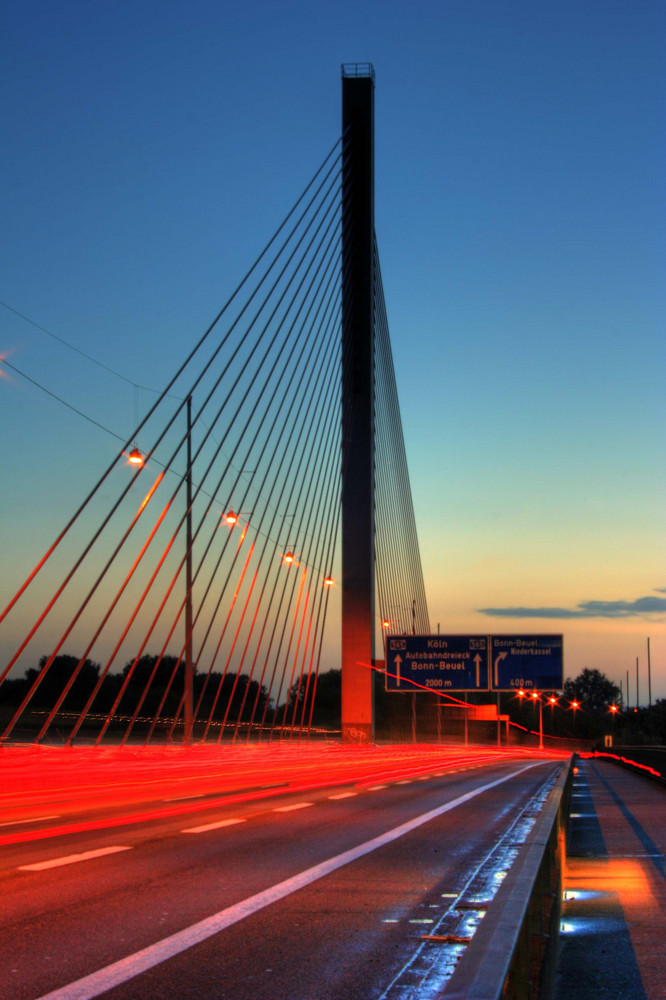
[0,814,61,828]
[368,784,387,791]
[328,792,357,800]
[273,802,313,813]
[396,780,412,785]
[35,763,545,1000]
[19,846,131,872]
[182,818,246,834]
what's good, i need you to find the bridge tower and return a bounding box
[341,64,375,743]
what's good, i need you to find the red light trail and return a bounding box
[0,742,568,848]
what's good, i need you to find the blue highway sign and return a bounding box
[490,635,563,691]
[385,635,489,692]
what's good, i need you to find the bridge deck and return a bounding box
[555,757,666,1000]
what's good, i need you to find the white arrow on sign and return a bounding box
[393,654,402,687]
[474,653,482,687]
[494,652,507,686]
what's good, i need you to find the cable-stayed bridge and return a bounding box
[0,65,430,746]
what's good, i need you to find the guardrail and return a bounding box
[439,757,572,1000]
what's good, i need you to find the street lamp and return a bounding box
[223,509,253,527]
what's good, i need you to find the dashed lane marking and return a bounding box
[0,815,61,828]
[182,818,246,834]
[19,846,132,872]
[273,802,314,813]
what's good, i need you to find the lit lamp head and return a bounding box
[128,447,144,467]
[224,510,238,525]
[283,551,294,565]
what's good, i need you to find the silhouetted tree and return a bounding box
[287,669,341,728]
[115,655,271,725]
[198,671,270,723]
[24,654,100,711]
[563,668,621,715]
[118,655,183,715]
[0,675,29,709]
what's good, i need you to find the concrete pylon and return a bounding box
[340,65,375,744]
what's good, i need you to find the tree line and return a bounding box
[1,654,272,725]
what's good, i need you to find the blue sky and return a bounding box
[2,0,664,700]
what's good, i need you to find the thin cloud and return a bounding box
[479,593,666,620]
[480,607,585,619]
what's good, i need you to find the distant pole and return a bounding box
[636,657,640,710]
[648,637,653,744]
[496,691,501,747]
[184,394,193,743]
[538,696,543,751]
[647,637,652,709]
[464,691,468,747]
[626,669,630,710]
[341,64,375,744]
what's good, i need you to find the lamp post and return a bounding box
[548,695,557,736]
[184,395,193,744]
[531,691,543,750]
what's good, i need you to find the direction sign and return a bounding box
[490,634,563,691]
[385,635,489,692]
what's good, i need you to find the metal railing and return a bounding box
[341,62,375,81]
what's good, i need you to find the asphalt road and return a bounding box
[1,756,563,1000]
